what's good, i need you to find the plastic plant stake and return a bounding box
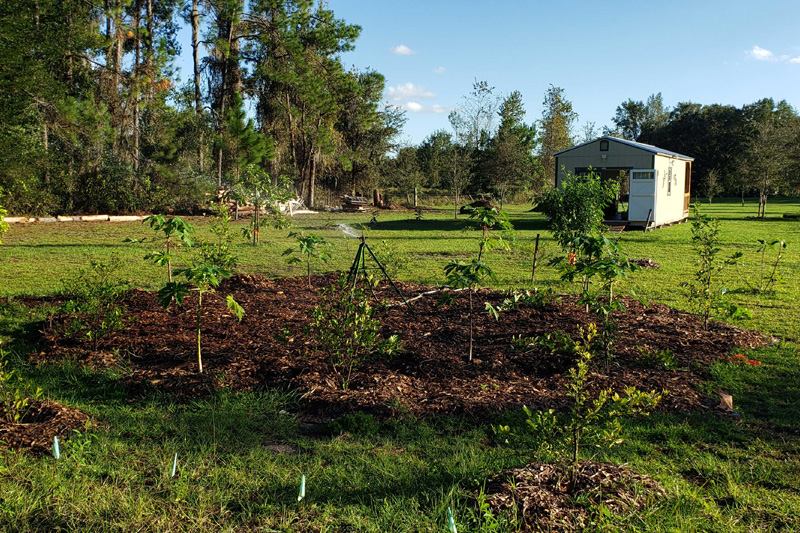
[52,436,60,459]
[447,507,457,533]
[298,474,306,502]
[171,453,178,478]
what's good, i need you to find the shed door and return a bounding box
[629,169,655,222]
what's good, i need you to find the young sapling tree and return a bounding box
[732,238,787,293]
[201,201,239,271]
[444,259,498,362]
[236,164,292,246]
[524,324,662,490]
[127,215,194,282]
[556,234,640,358]
[283,232,333,287]
[158,261,244,374]
[444,206,512,362]
[681,204,744,328]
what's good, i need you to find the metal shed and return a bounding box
[554,136,694,228]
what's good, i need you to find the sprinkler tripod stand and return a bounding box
[346,235,414,312]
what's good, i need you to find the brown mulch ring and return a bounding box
[483,460,664,531]
[0,401,91,455]
[33,273,770,420]
[630,258,661,269]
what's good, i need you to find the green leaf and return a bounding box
[226,295,245,321]
[157,281,191,309]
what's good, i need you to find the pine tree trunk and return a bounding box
[192,0,204,171]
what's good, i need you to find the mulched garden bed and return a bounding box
[0,401,90,455]
[482,460,664,531]
[34,273,769,419]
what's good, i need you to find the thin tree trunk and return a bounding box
[192,0,204,171]
[133,0,141,174]
[308,150,316,208]
[196,292,203,373]
[468,289,473,362]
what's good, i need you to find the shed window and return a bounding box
[599,140,609,151]
[631,170,654,180]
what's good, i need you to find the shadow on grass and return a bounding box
[368,215,550,234]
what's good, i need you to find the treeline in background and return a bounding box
[1,0,798,215]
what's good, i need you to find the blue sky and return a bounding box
[175,0,800,145]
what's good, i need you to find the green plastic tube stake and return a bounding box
[298,474,306,502]
[52,436,60,460]
[447,507,457,533]
[171,453,178,478]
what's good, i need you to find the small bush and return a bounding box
[59,257,129,348]
[498,288,560,311]
[0,344,42,424]
[634,346,678,370]
[310,277,402,389]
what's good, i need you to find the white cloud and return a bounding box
[404,102,450,114]
[434,66,446,74]
[747,45,776,61]
[789,56,800,64]
[386,82,451,114]
[390,44,415,55]
[386,82,435,103]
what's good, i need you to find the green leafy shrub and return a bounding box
[371,239,409,280]
[535,170,618,250]
[681,204,746,328]
[634,346,678,370]
[60,257,129,348]
[310,277,401,389]
[555,234,641,359]
[523,324,663,488]
[498,288,560,311]
[0,344,42,423]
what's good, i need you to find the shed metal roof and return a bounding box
[554,136,694,161]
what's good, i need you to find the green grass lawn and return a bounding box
[1,198,799,531]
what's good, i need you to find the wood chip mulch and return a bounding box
[483,460,664,531]
[33,273,770,421]
[0,401,91,455]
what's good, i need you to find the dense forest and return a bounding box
[1,0,798,215]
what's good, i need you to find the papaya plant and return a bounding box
[443,206,511,362]
[283,232,333,287]
[126,215,194,282]
[444,258,497,362]
[157,261,244,374]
